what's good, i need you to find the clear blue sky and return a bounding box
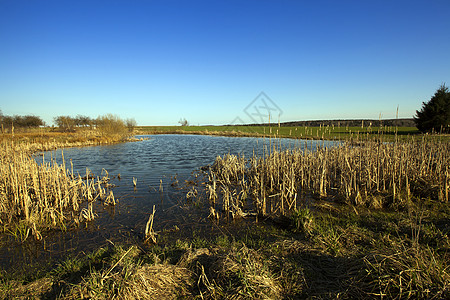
[1,0,449,126]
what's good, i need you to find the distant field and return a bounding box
[136,125,420,140]
[0,124,423,142]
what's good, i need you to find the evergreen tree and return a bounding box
[414,84,450,133]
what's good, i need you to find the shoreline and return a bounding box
[135,125,425,142]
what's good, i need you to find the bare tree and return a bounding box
[126,118,137,132]
[178,118,189,126]
[75,115,92,127]
[54,116,76,132]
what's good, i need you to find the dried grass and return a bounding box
[64,246,193,300]
[177,245,282,299]
[361,243,449,299]
[0,140,115,240]
[203,138,449,220]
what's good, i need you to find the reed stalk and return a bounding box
[144,205,157,243]
[0,140,116,240]
[202,138,449,220]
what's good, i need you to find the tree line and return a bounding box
[0,112,44,130]
[53,115,136,132]
[2,84,447,134]
[270,118,416,128]
[0,110,136,134]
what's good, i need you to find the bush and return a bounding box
[96,114,129,140]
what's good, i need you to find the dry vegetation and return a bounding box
[3,204,448,299]
[204,136,449,220]
[0,115,137,241]
[1,114,136,150]
[0,127,449,299]
[0,140,117,241]
[187,135,449,298]
[1,241,284,299]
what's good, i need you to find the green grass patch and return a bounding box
[137,125,421,141]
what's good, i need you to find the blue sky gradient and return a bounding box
[1,0,449,125]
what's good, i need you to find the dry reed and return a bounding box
[144,205,157,243]
[202,137,449,220]
[0,140,116,240]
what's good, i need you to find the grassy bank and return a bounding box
[0,127,138,152]
[2,199,448,299]
[137,125,420,141]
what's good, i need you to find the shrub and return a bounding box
[96,114,129,140]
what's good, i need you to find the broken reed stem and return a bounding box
[103,246,134,279]
[145,205,157,243]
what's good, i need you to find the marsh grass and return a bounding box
[0,123,142,241]
[203,137,449,221]
[0,140,116,241]
[177,133,450,298]
[144,205,157,244]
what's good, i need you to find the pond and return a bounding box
[0,134,337,271]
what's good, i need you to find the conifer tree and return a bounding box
[414,84,450,133]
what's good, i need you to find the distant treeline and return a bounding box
[0,113,44,129]
[239,118,416,128]
[54,115,136,132]
[0,110,136,134]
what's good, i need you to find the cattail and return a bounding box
[0,141,117,241]
[196,137,449,222]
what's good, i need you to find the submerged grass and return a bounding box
[0,124,144,241]
[168,132,449,298]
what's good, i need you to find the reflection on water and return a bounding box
[1,135,337,271]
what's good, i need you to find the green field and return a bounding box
[137,125,420,141]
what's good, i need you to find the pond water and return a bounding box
[1,134,337,271]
